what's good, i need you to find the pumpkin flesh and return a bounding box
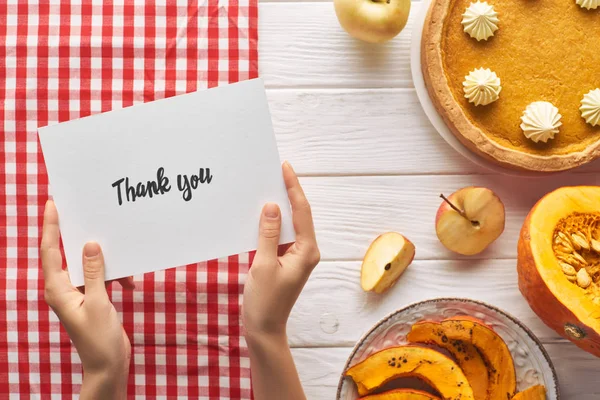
[511,385,546,400]
[438,317,517,400]
[518,186,600,357]
[360,389,440,399]
[407,322,489,400]
[345,346,474,400]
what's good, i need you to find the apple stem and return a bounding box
[440,194,480,228]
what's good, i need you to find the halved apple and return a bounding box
[435,187,505,255]
[361,232,416,293]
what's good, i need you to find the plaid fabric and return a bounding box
[1,0,258,398]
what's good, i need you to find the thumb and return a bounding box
[255,203,281,263]
[82,241,108,298]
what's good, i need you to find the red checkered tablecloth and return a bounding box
[0,1,258,398]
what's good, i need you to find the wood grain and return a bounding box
[259,3,416,88]
[288,260,563,347]
[267,89,476,175]
[292,343,600,399]
[257,0,600,396]
[300,173,600,261]
[266,88,600,176]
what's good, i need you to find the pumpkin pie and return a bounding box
[422,0,600,171]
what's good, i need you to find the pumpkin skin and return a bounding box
[511,385,546,400]
[517,186,600,357]
[345,345,474,399]
[360,389,440,399]
[407,321,489,400]
[435,317,517,400]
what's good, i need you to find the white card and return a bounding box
[38,79,294,286]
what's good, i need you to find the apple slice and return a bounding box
[435,187,505,255]
[361,232,415,293]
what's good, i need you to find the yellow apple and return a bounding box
[435,187,505,256]
[361,232,416,293]
[333,0,411,44]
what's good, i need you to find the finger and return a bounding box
[81,241,109,299]
[255,203,281,264]
[41,200,69,287]
[282,162,316,244]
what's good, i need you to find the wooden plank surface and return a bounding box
[259,3,416,88]
[267,88,600,176]
[258,0,600,397]
[267,89,474,175]
[287,260,558,347]
[300,173,600,261]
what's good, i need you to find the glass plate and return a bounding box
[336,298,559,399]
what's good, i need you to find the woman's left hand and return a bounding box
[40,200,133,399]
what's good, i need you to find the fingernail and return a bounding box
[264,203,279,218]
[83,241,101,258]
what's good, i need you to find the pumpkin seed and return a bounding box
[591,239,600,253]
[572,252,588,265]
[556,245,573,254]
[553,213,600,288]
[571,232,589,251]
[558,236,575,252]
[560,262,577,276]
[577,268,592,289]
[557,231,572,243]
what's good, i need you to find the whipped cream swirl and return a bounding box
[520,102,562,143]
[576,0,600,10]
[463,68,502,106]
[461,1,499,41]
[581,89,600,127]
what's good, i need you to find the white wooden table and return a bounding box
[258,1,600,398]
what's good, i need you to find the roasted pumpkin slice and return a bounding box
[345,345,474,400]
[360,389,441,399]
[518,186,600,357]
[407,321,489,400]
[511,385,546,400]
[440,317,517,400]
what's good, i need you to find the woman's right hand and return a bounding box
[242,161,321,339]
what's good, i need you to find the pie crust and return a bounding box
[422,0,600,172]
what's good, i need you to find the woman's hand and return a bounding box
[242,162,320,400]
[243,161,320,339]
[40,200,133,400]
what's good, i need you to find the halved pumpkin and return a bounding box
[407,321,489,400]
[437,317,517,400]
[360,389,440,399]
[511,385,546,400]
[518,186,600,357]
[345,345,474,400]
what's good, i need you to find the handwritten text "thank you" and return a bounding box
[111,167,213,205]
